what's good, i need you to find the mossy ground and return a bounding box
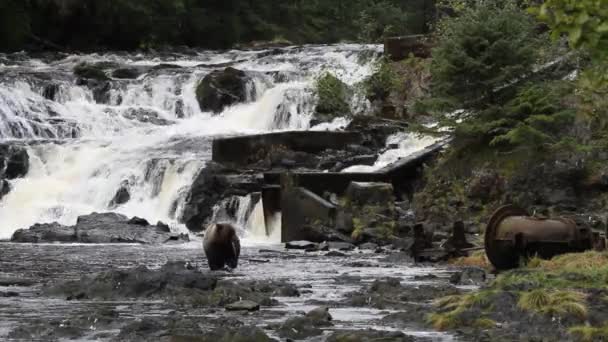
[430,251,608,339]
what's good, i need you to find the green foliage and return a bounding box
[534,0,608,59]
[428,290,496,330]
[363,58,398,102]
[569,324,608,342]
[431,1,539,104]
[518,290,588,320]
[0,0,438,52]
[0,0,31,50]
[355,1,413,43]
[314,72,350,116]
[453,81,576,153]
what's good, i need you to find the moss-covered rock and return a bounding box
[313,72,351,122]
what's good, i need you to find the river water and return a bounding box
[0,45,451,341]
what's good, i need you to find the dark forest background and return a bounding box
[0,0,436,51]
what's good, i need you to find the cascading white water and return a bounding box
[342,132,440,173]
[0,45,384,240]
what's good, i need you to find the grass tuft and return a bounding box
[518,290,587,320]
[569,324,608,342]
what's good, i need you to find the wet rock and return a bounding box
[359,242,379,250]
[112,67,144,79]
[11,212,188,244]
[8,319,88,341]
[11,222,76,243]
[0,179,10,200]
[120,107,174,125]
[128,216,150,226]
[177,327,277,342]
[108,183,131,208]
[346,278,461,309]
[276,312,332,340]
[0,144,29,179]
[49,261,217,300]
[325,251,347,257]
[327,241,356,251]
[42,83,60,101]
[306,306,332,322]
[74,63,109,81]
[449,267,487,286]
[225,300,260,312]
[327,329,415,341]
[116,317,166,341]
[196,67,251,113]
[181,162,262,232]
[285,240,318,250]
[0,291,19,297]
[0,277,38,287]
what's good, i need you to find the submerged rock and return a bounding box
[11,212,188,244]
[195,67,252,113]
[327,329,415,342]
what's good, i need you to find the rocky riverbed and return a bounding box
[0,241,464,341]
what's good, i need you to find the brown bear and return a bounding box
[203,222,240,271]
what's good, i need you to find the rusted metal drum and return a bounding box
[485,205,593,270]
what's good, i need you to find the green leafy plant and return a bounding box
[314,72,351,116]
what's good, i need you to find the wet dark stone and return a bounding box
[276,313,332,340]
[285,241,318,250]
[11,212,188,244]
[112,67,144,79]
[42,83,60,101]
[327,329,415,342]
[449,267,487,286]
[0,144,29,179]
[128,216,150,226]
[196,67,251,113]
[109,184,131,208]
[0,291,19,297]
[74,63,109,81]
[48,261,218,300]
[225,300,260,312]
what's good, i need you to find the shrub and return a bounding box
[431,1,539,104]
[363,58,398,102]
[314,72,351,117]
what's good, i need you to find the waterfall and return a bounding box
[0,44,383,240]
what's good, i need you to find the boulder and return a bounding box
[73,63,109,81]
[225,300,260,312]
[0,144,29,179]
[285,241,318,250]
[0,179,10,200]
[111,67,144,79]
[306,307,332,322]
[449,267,487,286]
[108,183,130,208]
[48,261,217,300]
[11,213,189,244]
[195,67,252,113]
[11,222,76,243]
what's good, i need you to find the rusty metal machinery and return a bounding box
[485,205,594,270]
